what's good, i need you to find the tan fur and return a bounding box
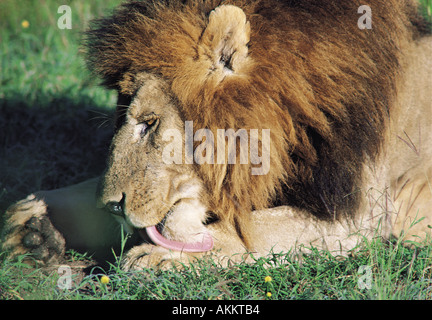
[1,1,432,269]
[387,36,432,242]
[98,74,211,245]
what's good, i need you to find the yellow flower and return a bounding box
[100,275,110,285]
[21,20,30,28]
[266,292,272,298]
[264,276,272,283]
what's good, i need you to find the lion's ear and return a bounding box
[199,5,250,75]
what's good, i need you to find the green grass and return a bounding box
[422,0,432,22]
[0,0,432,301]
[1,236,432,300]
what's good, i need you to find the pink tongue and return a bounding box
[144,226,214,253]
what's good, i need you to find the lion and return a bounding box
[2,0,432,270]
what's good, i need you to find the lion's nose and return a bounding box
[106,201,123,216]
[105,193,126,217]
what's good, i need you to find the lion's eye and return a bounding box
[139,118,158,137]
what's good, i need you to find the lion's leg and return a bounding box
[122,205,373,270]
[2,178,133,264]
[245,206,376,257]
[122,217,249,270]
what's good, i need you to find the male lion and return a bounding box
[2,0,432,270]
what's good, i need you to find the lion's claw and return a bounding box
[22,231,44,248]
[1,195,66,265]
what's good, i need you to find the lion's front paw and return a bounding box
[122,244,202,271]
[1,195,65,265]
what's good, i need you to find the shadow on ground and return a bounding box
[0,92,115,230]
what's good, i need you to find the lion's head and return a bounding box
[88,0,423,248]
[96,73,214,249]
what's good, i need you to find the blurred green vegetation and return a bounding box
[0,0,123,219]
[0,0,122,103]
